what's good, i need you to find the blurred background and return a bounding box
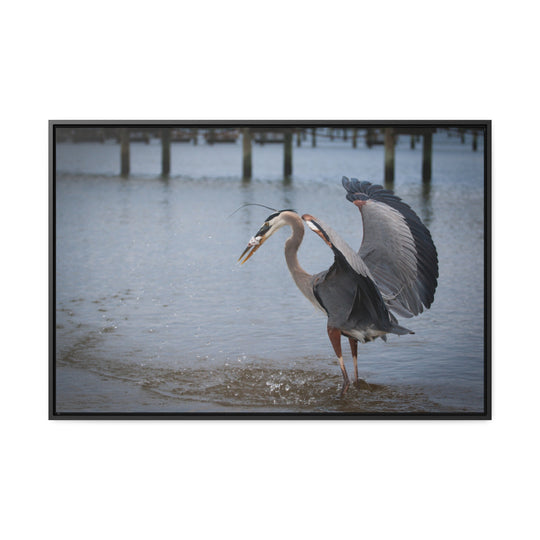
[54,124,486,414]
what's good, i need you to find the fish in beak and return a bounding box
[238,222,271,265]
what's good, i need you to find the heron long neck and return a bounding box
[282,212,312,293]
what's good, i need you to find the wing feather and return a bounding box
[342,177,439,317]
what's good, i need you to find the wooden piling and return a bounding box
[192,129,198,145]
[161,128,171,177]
[284,129,293,178]
[296,131,301,147]
[242,128,252,179]
[422,132,433,183]
[472,131,478,151]
[120,128,130,177]
[352,128,358,148]
[410,135,415,149]
[312,128,316,147]
[366,128,374,148]
[384,128,395,186]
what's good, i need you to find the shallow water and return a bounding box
[54,132,486,414]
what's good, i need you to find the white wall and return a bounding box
[3,2,537,539]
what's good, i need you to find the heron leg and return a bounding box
[348,337,371,389]
[327,326,350,396]
[348,337,358,383]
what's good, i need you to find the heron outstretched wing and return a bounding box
[341,177,438,318]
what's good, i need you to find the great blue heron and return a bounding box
[238,177,438,395]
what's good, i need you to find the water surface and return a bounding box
[55,133,485,414]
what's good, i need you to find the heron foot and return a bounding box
[339,379,350,398]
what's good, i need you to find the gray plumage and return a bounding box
[305,216,411,342]
[342,177,438,317]
[238,178,439,395]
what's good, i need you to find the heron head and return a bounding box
[238,210,295,264]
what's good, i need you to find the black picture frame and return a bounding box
[50,120,491,420]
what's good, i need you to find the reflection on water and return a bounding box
[420,181,434,227]
[55,134,485,414]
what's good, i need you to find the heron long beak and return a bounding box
[238,234,268,265]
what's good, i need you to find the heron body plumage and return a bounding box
[238,178,439,396]
[311,240,413,343]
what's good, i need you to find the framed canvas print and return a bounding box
[50,120,491,419]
